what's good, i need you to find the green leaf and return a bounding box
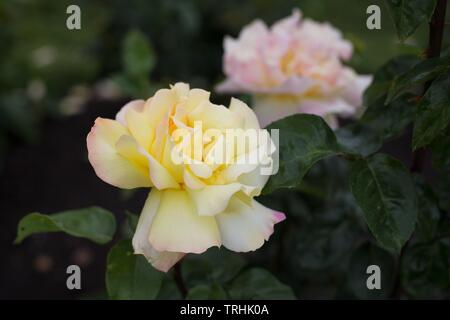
[412,73,450,150]
[363,55,419,106]
[182,247,246,288]
[386,0,437,41]
[386,56,450,104]
[346,242,396,299]
[349,154,418,253]
[122,29,156,77]
[414,175,441,242]
[122,211,138,239]
[293,221,361,270]
[336,123,382,157]
[15,207,116,244]
[361,94,417,140]
[155,275,182,300]
[106,239,164,300]
[228,268,296,299]
[263,114,340,194]
[187,283,227,300]
[402,241,450,298]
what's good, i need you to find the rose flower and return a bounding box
[87,83,285,272]
[216,9,372,128]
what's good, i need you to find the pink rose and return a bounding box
[216,9,372,128]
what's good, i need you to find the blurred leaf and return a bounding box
[263,114,340,194]
[414,175,441,242]
[435,167,450,213]
[386,56,450,104]
[122,29,156,77]
[386,0,437,41]
[122,211,138,239]
[402,241,450,298]
[412,73,450,150]
[346,242,396,299]
[182,247,246,288]
[361,94,417,140]
[228,268,296,300]
[0,92,40,143]
[187,283,227,300]
[336,123,382,157]
[112,73,153,99]
[293,221,360,270]
[106,239,163,300]
[156,275,182,300]
[15,207,116,244]
[350,154,418,253]
[364,55,419,106]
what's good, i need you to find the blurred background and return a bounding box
[0,0,448,299]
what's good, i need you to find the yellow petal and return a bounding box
[87,118,151,189]
[215,194,285,252]
[229,98,260,130]
[187,183,243,216]
[115,100,145,126]
[149,190,221,253]
[188,101,243,129]
[132,189,185,272]
[125,107,155,151]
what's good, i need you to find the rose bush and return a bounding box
[216,9,372,128]
[86,83,285,272]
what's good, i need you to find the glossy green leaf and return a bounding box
[386,56,450,104]
[106,240,164,300]
[336,123,382,157]
[15,207,116,244]
[263,114,340,194]
[187,283,227,300]
[228,268,296,300]
[386,0,437,41]
[412,73,450,150]
[346,242,396,299]
[350,154,418,253]
[363,55,419,108]
[122,29,156,77]
[361,94,417,140]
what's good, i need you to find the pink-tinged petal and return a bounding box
[272,8,302,36]
[215,78,242,94]
[132,189,184,272]
[115,99,145,126]
[238,20,270,46]
[252,94,302,128]
[87,118,151,189]
[149,190,221,254]
[340,71,373,107]
[299,98,355,118]
[215,195,285,252]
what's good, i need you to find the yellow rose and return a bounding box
[87,83,285,272]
